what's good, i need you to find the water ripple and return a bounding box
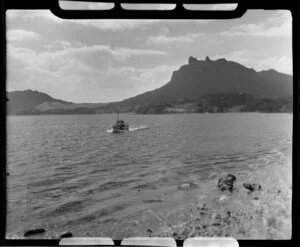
[6,113,292,238]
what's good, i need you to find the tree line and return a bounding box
[135,93,293,114]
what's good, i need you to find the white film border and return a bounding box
[59,237,238,247]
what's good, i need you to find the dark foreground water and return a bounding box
[6,113,292,239]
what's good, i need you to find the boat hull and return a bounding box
[112,128,128,133]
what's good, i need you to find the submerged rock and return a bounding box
[243,183,262,192]
[217,174,236,192]
[60,231,73,238]
[23,228,46,237]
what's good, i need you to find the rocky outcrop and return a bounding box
[23,228,46,237]
[243,183,262,192]
[60,231,73,238]
[188,56,198,66]
[217,174,236,192]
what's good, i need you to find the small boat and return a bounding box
[112,113,129,133]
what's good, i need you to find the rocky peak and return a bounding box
[188,56,198,66]
[188,56,214,67]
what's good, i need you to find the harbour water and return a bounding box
[6,113,292,239]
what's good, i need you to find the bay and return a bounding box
[6,113,292,239]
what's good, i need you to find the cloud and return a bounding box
[255,56,293,75]
[6,9,157,30]
[138,65,177,86]
[54,40,71,48]
[6,8,292,101]
[7,41,170,102]
[8,43,167,70]
[7,29,41,41]
[7,43,102,101]
[47,44,168,61]
[211,50,251,64]
[7,10,211,31]
[159,27,170,35]
[44,40,71,50]
[111,47,167,60]
[107,65,176,78]
[8,42,165,69]
[71,19,211,31]
[104,65,177,97]
[211,50,292,75]
[148,33,204,44]
[70,19,161,31]
[221,10,291,37]
[7,46,38,67]
[99,65,178,101]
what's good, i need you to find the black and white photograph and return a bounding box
[5,2,293,240]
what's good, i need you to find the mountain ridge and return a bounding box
[7,56,293,115]
[120,56,292,107]
[7,89,105,115]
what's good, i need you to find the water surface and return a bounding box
[6,113,292,238]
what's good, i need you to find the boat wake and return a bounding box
[129,125,148,131]
[106,125,148,133]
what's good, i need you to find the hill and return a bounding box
[6,90,103,115]
[7,89,71,114]
[118,56,292,108]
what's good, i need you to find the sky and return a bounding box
[6,2,292,103]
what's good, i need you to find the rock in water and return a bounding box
[23,228,46,237]
[243,183,262,192]
[60,231,73,238]
[217,174,236,192]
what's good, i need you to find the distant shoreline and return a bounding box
[7,111,293,116]
[8,90,292,116]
